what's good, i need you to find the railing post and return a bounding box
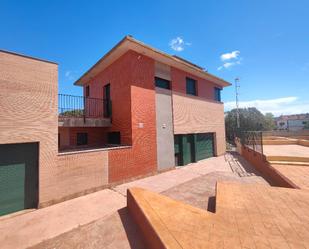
[83,96,86,123]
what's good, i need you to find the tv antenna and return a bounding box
[235,77,240,129]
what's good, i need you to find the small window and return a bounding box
[214,87,222,102]
[77,133,88,146]
[108,132,121,144]
[186,77,197,96]
[155,77,170,89]
[85,86,90,97]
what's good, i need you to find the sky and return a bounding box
[1,0,309,116]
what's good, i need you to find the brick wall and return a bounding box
[0,51,58,204]
[40,150,109,206]
[172,92,226,156]
[58,127,107,149]
[171,66,221,99]
[83,51,134,145]
[108,52,157,183]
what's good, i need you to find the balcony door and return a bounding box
[103,84,111,118]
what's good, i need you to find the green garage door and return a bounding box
[0,143,38,216]
[195,133,214,161]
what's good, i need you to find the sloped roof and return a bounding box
[74,36,231,87]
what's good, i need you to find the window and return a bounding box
[214,87,222,102]
[186,77,197,95]
[108,132,121,144]
[77,133,88,146]
[155,77,170,89]
[103,84,112,118]
[85,86,90,97]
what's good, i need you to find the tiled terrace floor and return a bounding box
[272,164,309,189]
[263,144,309,157]
[26,153,267,249]
[128,182,309,249]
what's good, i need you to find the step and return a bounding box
[269,161,309,166]
[266,156,309,163]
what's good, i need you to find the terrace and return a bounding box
[58,94,112,127]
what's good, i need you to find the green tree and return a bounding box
[225,108,274,143]
[264,112,276,130]
[304,122,309,130]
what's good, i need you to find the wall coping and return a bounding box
[58,145,132,156]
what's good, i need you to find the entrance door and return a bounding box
[103,84,111,118]
[0,143,38,216]
[195,133,214,161]
[180,134,196,165]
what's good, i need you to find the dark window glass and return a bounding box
[77,133,88,146]
[108,132,121,144]
[155,77,170,89]
[214,87,222,102]
[186,78,197,95]
[85,86,90,97]
[103,84,112,118]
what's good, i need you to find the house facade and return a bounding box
[275,114,309,131]
[0,36,230,216]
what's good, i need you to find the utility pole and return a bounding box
[235,77,240,129]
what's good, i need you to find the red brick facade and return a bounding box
[171,67,222,99]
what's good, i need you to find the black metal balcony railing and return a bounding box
[58,94,112,119]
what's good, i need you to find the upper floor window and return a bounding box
[155,77,170,89]
[85,85,90,97]
[186,77,197,96]
[214,87,222,102]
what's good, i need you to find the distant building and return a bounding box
[275,114,309,131]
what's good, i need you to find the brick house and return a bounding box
[0,36,230,216]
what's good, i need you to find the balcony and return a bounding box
[58,94,112,127]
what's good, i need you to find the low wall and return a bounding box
[263,130,309,138]
[40,150,109,207]
[239,145,299,188]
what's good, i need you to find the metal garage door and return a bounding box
[195,133,214,161]
[0,143,38,216]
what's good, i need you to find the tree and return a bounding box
[225,107,274,143]
[304,122,309,130]
[264,112,276,130]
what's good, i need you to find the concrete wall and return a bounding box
[155,87,175,171]
[240,146,299,188]
[172,92,226,156]
[0,51,58,205]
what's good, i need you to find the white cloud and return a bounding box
[220,50,240,61]
[217,50,241,71]
[217,60,241,71]
[224,96,309,116]
[65,70,76,81]
[169,37,191,52]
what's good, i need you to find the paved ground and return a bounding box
[128,183,309,249]
[0,189,126,249]
[272,164,309,189]
[263,144,309,157]
[0,153,269,249]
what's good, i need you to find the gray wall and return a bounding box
[155,87,175,171]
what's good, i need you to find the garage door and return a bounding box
[195,133,214,161]
[0,143,38,216]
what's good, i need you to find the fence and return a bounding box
[58,94,112,119]
[240,131,263,154]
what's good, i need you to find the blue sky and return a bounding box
[1,0,308,115]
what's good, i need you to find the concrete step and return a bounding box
[266,156,309,163]
[269,161,309,166]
